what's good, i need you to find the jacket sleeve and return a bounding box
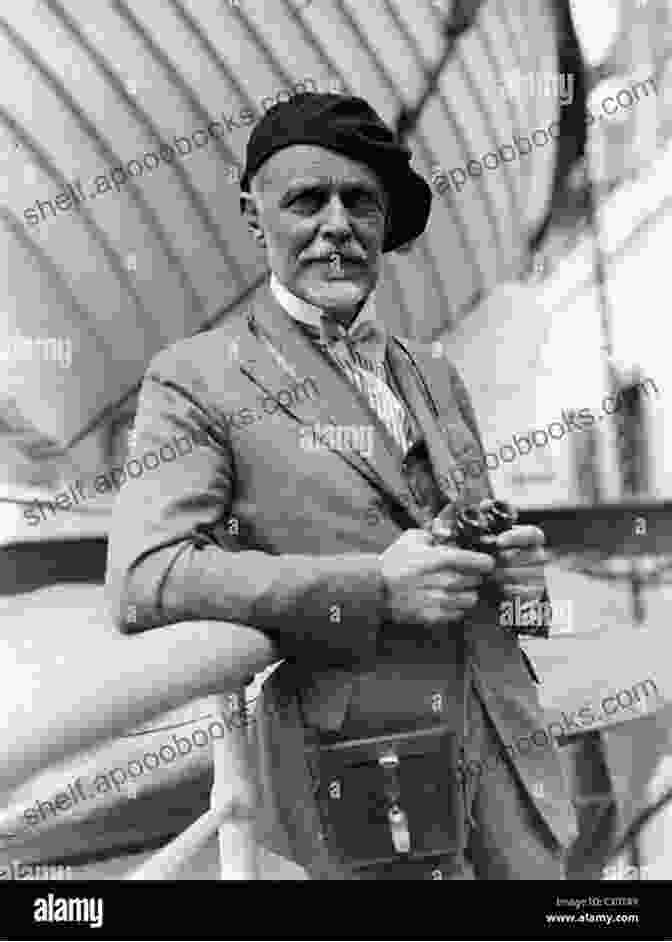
[104,351,387,668]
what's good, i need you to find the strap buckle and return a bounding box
[378,750,411,854]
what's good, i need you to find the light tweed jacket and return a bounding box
[106,284,577,877]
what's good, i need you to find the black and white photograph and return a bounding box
[0,0,671,934]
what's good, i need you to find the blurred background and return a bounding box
[1,0,672,881]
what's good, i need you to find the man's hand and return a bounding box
[489,525,549,603]
[379,528,495,631]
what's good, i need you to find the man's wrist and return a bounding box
[377,556,400,626]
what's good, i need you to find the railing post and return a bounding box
[126,684,262,880]
[211,688,260,880]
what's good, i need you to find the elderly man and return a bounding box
[106,93,577,879]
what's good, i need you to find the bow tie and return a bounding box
[308,315,388,368]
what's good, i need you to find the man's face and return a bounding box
[243,145,389,324]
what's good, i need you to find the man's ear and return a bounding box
[240,191,266,246]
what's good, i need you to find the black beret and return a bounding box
[240,93,432,253]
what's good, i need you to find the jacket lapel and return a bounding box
[238,289,428,528]
[386,339,492,508]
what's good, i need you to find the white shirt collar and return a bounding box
[270,272,378,334]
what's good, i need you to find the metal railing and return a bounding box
[127,688,261,880]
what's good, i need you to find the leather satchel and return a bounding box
[308,724,466,876]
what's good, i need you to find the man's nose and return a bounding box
[320,196,353,240]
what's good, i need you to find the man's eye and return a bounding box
[347,193,384,215]
[290,192,323,212]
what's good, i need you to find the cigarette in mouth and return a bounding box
[329,253,342,273]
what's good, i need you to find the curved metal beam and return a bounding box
[44,0,245,286]
[0,15,205,320]
[386,0,495,300]
[111,0,247,182]
[0,105,161,352]
[29,0,277,452]
[436,3,524,250]
[473,17,527,163]
[0,206,115,368]
[477,5,527,137]
[496,0,539,76]
[495,0,548,136]
[426,2,524,262]
[169,0,255,110]
[63,269,271,452]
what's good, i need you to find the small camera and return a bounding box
[429,499,549,638]
[429,498,518,553]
